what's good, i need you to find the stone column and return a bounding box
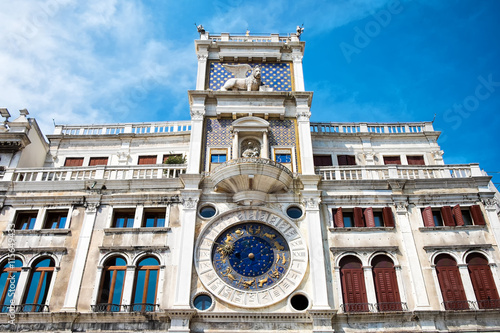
[261,130,269,159]
[121,265,136,307]
[292,51,305,91]
[195,47,208,90]
[232,130,239,159]
[483,199,500,261]
[363,266,377,309]
[61,202,100,311]
[296,100,315,175]
[301,181,331,309]
[173,189,201,308]
[458,264,476,306]
[394,201,432,310]
[13,267,30,305]
[187,96,206,174]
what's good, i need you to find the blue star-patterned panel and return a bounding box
[208,62,293,91]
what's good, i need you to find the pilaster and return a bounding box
[187,95,206,174]
[296,100,314,175]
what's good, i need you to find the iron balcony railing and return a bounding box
[14,304,50,312]
[91,303,159,313]
[341,302,408,313]
[376,302,408,312]
[340,303,375,313]
[443,299,500,310]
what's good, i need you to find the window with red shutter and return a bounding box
[353,207,364,227]
[441,206,455,226]
[470,205,486,225]
[383,156,401,165]
[383,207,395,227]
[466,253,500,309]
[452,204,465,226]
[340,256,368,312]
[407,156,425,165]
[422,207,435,227]
[372,255,401,311]
[89,157,108,166]
[435,254,468,310]
[64,157,84,167]
[138,155,157,165]
[333,208,344,228]
[313,155,333,166]
[337,155,356,166]
[364,207,375,227]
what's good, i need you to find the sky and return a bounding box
[0,0,499,187]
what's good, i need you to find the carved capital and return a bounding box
[483,198,498,209]
[197,54,208,61]
[296,111,311,121]
[85,202,100,213]
[190,109,205,120]
[394,201,408,213]
[181,196,199,210]
[432,150,444,159]
[302,197,320,210]
[292,54,303,62]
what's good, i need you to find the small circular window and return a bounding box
[290,294,309,311]
[286,206,303,219]
[199,205,216,218]
[193,294,213,311]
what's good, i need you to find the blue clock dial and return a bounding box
[212,222,290,291]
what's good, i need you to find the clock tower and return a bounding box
[171,27,333,330]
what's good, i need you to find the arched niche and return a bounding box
[231,116,269,159]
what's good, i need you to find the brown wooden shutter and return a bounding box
[346,155,356,165]
[364,208,375,227]
[422,207,434,227]
[407,156,425,165]
[383,207,395,227]
[340,258,368,312]
[64,157,84,167]
[373,256,401,311]
[138,155,157,165]
[337,155,347,166]
[467,254,500,309]
[383,156,401,165]
[334,208,344,228]
[470,205,486,225]
[435,255,468,310]
[89,157,108,166]
[441,206,455,226]
[354,207,364,227]
[313,155,333,166]
[452,204,464,226]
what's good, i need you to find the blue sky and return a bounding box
[0,0,499,187]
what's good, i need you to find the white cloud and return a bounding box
[0,0,196,136]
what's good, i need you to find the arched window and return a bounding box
[0,259,22,312]
[132,257,159,312]
[466,253,500,309]
[97,256,127,312]
[340,256,368,312]
[435,254,468,310]
[22,257,55,312]
[372,255,402,311]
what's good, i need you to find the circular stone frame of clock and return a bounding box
[194,207,308,308]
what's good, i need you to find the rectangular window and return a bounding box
[274,148,293,172]
[275,154,291,163]
[138,156,157,165]
[422,205,485,227]
[89,157,108,166]
[143,209,166,228]
[333,207,394,228]
[112,209,135,228]
[407,155,425,165]
[313,155,333,167]
[15,211,37,230]
[64,157,84,167]
[337,155,356,166]
[163,154,183,164]
[43,210,68,229]
[211,154,227,163]
[383,156,401,165]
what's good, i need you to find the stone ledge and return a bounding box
[329,227,395,233]
[3,229,71,235]
[419,225,486,232]
[103,227,171,234]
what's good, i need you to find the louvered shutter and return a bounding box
[354,207,364,227]
[373,266,402,311]
[364,208,375,227]
[422,207,434,227]
[441,206,455,226]
[334,208,344,228]
[383,207,395,227]
[64,157,84,167]
[452,204,464,226]
[436,256,468,310]
[467,254,500,309]
[470,205,486,225]
[341,266,368,312]
[138,155,157,165]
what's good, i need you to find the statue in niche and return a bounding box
[220,64,261,91]
[241,139,261,158]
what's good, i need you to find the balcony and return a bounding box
[340,302,408,313]
[51,121,191,136]
[310,121,434,134]
[316,164,484,181]
[210,158,293,205]
[91,303,159,313]
[1,164,186,182]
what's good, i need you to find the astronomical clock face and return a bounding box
[195,208,308,308]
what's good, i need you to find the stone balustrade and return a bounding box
[1,164,186,182]
[317,164,484,181]
[53,121,192,136]
[310,122,434,134]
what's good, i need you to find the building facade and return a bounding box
[1,30,500,332]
